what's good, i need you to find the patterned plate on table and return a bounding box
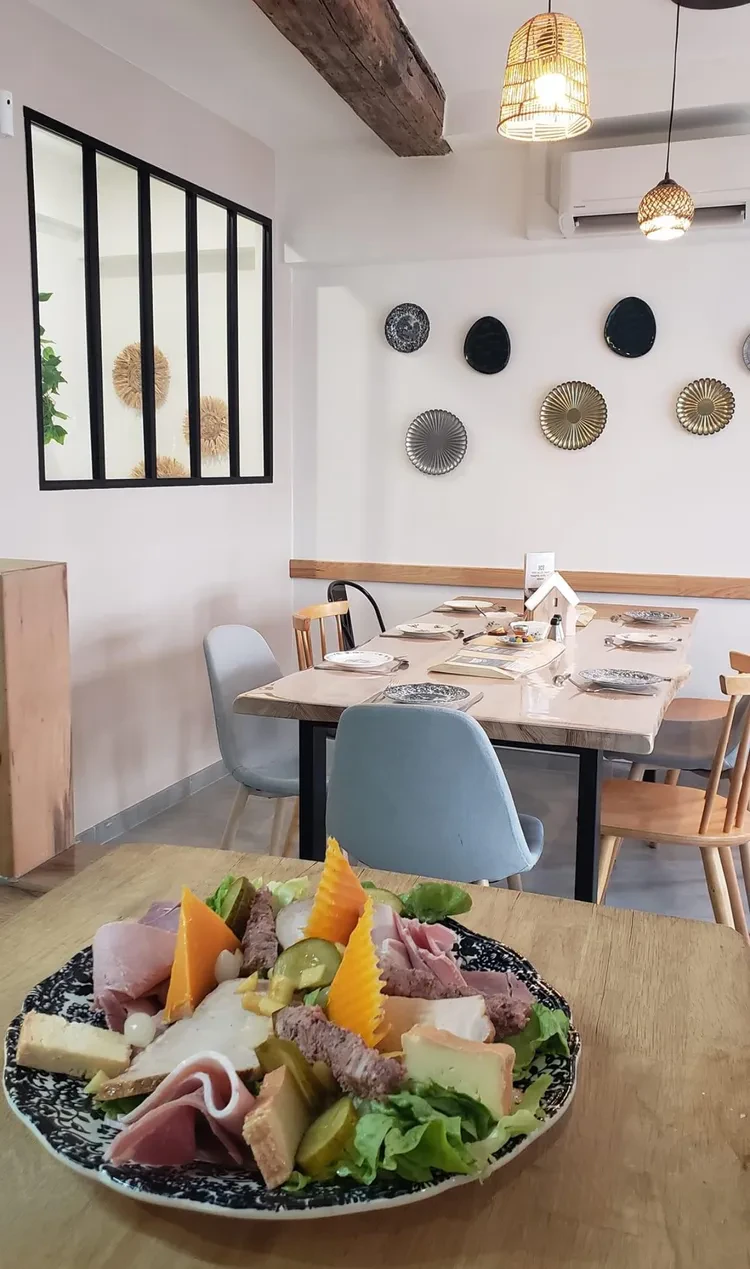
[623,609,682,625]
[579,668,663,694]
[4,935,579,1220]
[384,682,471,705]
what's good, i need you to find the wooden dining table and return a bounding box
[235,600,697,902]
[1,845,747,1269]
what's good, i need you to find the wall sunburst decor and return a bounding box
[405,409,467,475]
[182,396,230,461]
[113,343,170,410]
[540,381,607,450]
[676,378,735,435]
[130,456,188,479]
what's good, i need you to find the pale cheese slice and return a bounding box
[402,1025,515,1119]
[377,995,494,1052]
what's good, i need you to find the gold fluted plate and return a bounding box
[676,378,735,436]
[540,381,607,450]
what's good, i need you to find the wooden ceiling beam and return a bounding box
[249,0,451,156]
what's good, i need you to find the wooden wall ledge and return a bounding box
[290,560,750,601]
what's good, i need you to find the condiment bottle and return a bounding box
[549,614,565,642]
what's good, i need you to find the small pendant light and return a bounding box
[638,4,695,241]
[498,2,591,143]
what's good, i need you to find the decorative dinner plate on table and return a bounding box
[384,304,430,354]
[383,682,471,706]
[579,668,663,694]
[323,651,395,672]
[4,934,579,1220]
[623,609,683,626]
[395,623,456,638]
[613,631,681,650]
[442,599,494,612]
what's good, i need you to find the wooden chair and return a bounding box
[598,660,750,939]
[293,601,349,670]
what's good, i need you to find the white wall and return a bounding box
[0,0,292,831]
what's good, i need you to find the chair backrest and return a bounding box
[326,704,536,882]
[327,581,386,650]
[700,651,750,835]
[293,601,349,669]
[203,625,283,777]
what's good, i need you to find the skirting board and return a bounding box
[76,760,227,845]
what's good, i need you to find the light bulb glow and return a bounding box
[534,72,569,111]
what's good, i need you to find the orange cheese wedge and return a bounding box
[326,897,386,1048]
[304,838,367,946]
[163,887,240,1023]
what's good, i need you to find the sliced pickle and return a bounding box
[365,887,404,915]
[219,877,256,936]
[296,1097,358,1178]
[256,1036,322,1111]
[272,938,342,989]
[311,1060,339,1096]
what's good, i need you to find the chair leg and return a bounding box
[283,799,299,859]
[597,835,620,903]
[506,874,523,891]
[718,846,749,940]
[269,800,289,856]
[739,841,750,908]
[700,847,735,928]
[220,784,250,850]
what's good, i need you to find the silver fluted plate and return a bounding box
[676,378,735,436]
[405,409,467,476]
[540,382,607,451]
[742,334,750,371]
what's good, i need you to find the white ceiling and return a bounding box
[30,0,750,152]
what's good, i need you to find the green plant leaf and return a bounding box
[38,291,52,302]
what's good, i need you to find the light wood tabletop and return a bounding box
[236,604,697,754]
[2,844,747,1269]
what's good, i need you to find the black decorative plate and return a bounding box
[463,317,511,374]
[4,930,578,1220]
[604,297,656,358]
[384,304,430,354]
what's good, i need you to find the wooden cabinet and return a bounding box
[0,560,72,877]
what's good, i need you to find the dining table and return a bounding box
[1,844,747,1269]
[234,599,697,902]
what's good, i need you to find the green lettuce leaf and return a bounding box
[94,1094,147,1120]
[408,1083,496,1142]
[205,874,236,914]
[283,1170,316,1193]
[399,882,472,924]
[468,1075,552,1168]
[506,1004,571,1078]
[252,876,310,909]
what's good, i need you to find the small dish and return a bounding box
[324,651,395,671]
[498,634,540,647]
[579,668,663,694]
[384,683,471,705]
[442,599,494,612]
[510,621,549,640]
[623,609,682,626]
[396,622,455,637]
[613,631,680,649]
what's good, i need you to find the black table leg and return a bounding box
[299,721,328,862]
[573,747,603,902]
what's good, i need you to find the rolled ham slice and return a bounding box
[93,922,177,1032]
[105,1052,255,1167]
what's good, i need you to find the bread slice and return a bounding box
[16,1011,131,1080]
[243,1066,311,1189]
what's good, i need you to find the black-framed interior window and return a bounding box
[25,109,273,488]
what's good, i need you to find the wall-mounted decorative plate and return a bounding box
[742,334,750,370]
[604,297,656,358]
[676,378,735,435]
[384,303,430,353]
[540,381,607,450]
[463,316,511,374]
[406,409,467,475]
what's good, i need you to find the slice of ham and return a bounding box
[382,914,466,993]
[93,922,176,1032]
[105,1052,255,1167]
[461,970,534,1003]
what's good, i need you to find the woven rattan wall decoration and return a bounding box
[182,396,230,461]
[113,343,171,410]
[130,456,188,479]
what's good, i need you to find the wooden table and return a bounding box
[1,845,747,1269]
[235,603,697,901]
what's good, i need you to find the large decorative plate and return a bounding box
[540,382,607,450]
[384,682,470,705]
[406,409,467,475]
[463,316,511,374]
[623,608,683,625]
[579,668,662,693]
[604,297,656,358]
[676,378,735,435]
[742,334,750,371]
[384,304,430,354]
[4,933,578,1221]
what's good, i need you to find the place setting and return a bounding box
[384,621,464,641]
[314,651,410,676]
[610,609,690,628]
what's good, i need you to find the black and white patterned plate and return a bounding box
[4,926,579,1220]
[384,304,430,354]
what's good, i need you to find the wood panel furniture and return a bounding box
[0,559,72,877]
[290,558,750,600]
[293,600,349,670]
[237,602,696,900]
[1,844,748,1269]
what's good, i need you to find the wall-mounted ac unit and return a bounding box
[557,136,750,238]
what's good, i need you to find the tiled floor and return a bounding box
[3,750,747,929]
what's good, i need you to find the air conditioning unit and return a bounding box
[557,136,750,238]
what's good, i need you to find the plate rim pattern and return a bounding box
[540,381,607,451]
[405,408,468,476]
[676,377,735,436]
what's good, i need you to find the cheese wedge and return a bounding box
[163,887,240,1023]
[377,995,493,1051]
[16,1011,131,1081]
[243,1065,311,1189]
[402,1025,515,1119]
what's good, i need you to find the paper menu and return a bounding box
[524,552,555,603]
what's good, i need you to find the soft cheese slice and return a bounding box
[243,1065,311,1189]
[402,1025,515,1119]
[163,887,240,1023]
[98,981,272,1100]
[377,995,493,1052]
[16,1011,131,1081]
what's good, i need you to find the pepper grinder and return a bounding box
[549,613,565,643]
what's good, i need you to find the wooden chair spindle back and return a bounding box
[699,655,750,835]
[292,601,349,670]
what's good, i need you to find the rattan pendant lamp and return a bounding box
[498,1,591,142]
[638,4,695,240]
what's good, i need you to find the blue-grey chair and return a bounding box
[203,625,299,853]
[326,704,544,886]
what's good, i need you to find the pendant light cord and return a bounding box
[665,3,681,180]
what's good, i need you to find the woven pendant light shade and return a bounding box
[638,177,695,241]
[498,13,591,142]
